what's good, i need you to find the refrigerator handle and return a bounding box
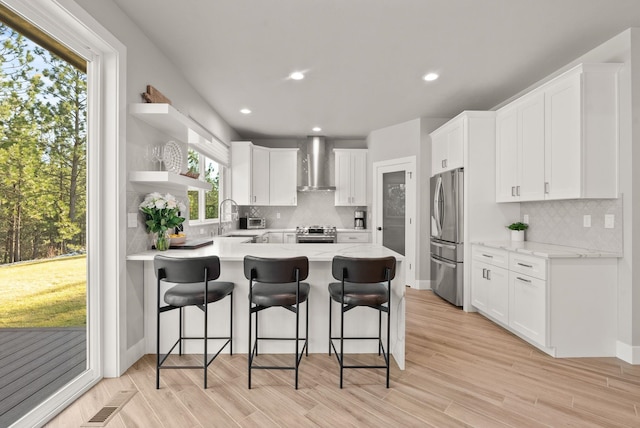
[430,256,457,269]
[433,176,443,236]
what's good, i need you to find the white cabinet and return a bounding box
[334,149,367,206]
[266,232,283,243]
[430,119,463,176]
[471,246,509,326]
[495,63,621,202]
[509,271,547,346]
[472,243,617,357]
[283,231,297,243]
[544,64,620,199]
[337,231,370,243]
[496,91,545,202]
[269,149,298,206]
[231,141,270,205]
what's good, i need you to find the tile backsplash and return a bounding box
[242,191,366,229]
[520,198,623,253]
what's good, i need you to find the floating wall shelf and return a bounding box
[129,171,212,192]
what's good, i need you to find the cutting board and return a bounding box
[152,238,213,250]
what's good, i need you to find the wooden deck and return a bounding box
[0,328,86,427]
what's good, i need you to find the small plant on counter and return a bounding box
[507,222,529,231]
[139,192,186,250]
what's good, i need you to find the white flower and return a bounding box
[166,199,177,209]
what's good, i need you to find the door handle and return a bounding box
[516,276,532,283]
[486,270,491,280]
[482,268,487,279]
[545,182,550,194]
[377,227,382,231]
[517,262,533,268]
[516,186,520,196]
[431,241,456,250]
[430,256,456,269]
[511,186,516,197]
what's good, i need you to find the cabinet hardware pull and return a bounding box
[511,186,516,197]
[516,186,520,196]
[516,276,532,283]
[482,254,493,258]
[517,262,533,268]
[482,268,487,279]
[442,159,445,168]
[545,182,550,194]
[486,270,491,280]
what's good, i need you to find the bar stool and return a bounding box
[154,255,234,389]
[328,255,396,388]
[244,255,310,389]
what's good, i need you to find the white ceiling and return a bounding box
[112,0,640,139]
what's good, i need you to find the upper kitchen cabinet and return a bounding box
[269,149,298,206]
[544,63,620,200]
[231,141,269,205]
[430,119,463,176]
[334,149,367,206]
[495,63,621,202]
[496,91,545,202]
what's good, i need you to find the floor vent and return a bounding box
[81,390,137,427]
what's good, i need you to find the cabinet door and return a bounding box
[267,232,283,243]
[334,150,352,206]
[231,141,253,205]
[283,232,296,243]
[431,132,448,176]
[544,73,581,200]
[251,146,270,205]
[496,106,519,202]
[509,272,547,346]
[269,150,297,206]
[486,266,509,325]
[518,92,546,201]
[446,121,464,171]
[350,151,367,205]
[471,261,490,312]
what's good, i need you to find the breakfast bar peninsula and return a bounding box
[127,239,406,369]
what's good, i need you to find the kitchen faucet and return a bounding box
[218,198,239,236]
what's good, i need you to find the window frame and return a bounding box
[188,149,225,226]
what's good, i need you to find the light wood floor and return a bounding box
[46,289,640,427]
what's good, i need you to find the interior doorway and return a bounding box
[372,157,416,288]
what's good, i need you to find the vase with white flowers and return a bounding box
[139,192,186,250]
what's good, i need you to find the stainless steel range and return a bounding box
[295,225,337,243]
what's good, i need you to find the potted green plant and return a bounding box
[507,222,529,242]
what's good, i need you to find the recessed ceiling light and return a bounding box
[290,71,305,80]
[312,126,322,132]
[423,72,439,82]
[240,108,252,114]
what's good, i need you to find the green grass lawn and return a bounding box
[0,255,86,328]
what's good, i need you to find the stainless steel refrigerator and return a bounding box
[430,168,464,306]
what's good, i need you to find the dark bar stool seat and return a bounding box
[154,255,234,389]
[328,255,396,388]
[244,255,310,389]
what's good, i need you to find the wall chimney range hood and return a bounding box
[297,136,336,191]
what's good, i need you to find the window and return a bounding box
[188,148,224,223]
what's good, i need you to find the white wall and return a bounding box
[367,118,447,287]
[74,0,238,374]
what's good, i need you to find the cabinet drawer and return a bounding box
[337,232,369,243]
[472,246,508,269]
[509,253,547,280]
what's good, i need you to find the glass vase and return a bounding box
[154,230,171,251]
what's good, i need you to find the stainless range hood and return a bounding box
[297,136,336,191]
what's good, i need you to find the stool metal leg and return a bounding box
[179,307,183,355]
[248,300,252,389]
[340,299,345,389]
[328,296,332,356]
[204,286,208,389]
[230,291,234,355]
[306,298,309,357]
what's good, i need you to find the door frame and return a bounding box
[2,0,126,426]
[372,156,416,288]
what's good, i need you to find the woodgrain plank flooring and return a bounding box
[46,289,640,427]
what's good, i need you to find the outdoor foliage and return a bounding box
[0,24,86,264]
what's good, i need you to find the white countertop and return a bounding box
[472,241,622,259]
[127,238,404,262]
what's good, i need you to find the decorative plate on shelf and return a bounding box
[163,140,182,173]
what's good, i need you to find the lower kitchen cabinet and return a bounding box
[471,247,509,326]
[266,232,283,243]
[283,231,296,243]
[337,231,370,243]
[471,243,618,357]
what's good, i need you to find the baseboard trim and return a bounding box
[121,339,145,376]
[616,341,640,364]
[411,280,431,290]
